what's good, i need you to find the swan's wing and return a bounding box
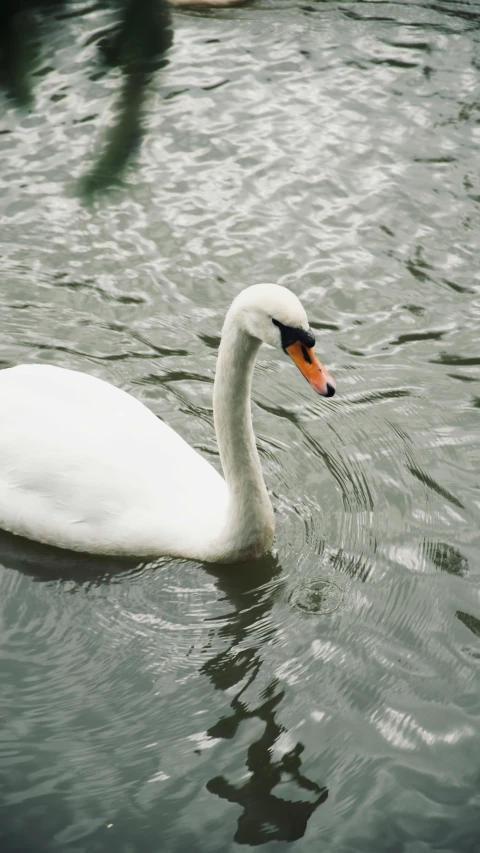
[0,365,227,555]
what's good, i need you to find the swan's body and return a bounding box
[0,285,335,563]
[0,364,230,560]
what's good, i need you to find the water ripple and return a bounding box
[1,0,480,850]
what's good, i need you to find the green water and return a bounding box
[0,1,479,850]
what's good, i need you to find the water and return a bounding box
[0,0,479,850]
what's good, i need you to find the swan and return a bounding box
[0,284,335,563]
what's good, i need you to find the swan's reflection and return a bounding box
[0,535,329,846]
[206,680,328,845]
[0,528,141,582]
[204,558,328,844]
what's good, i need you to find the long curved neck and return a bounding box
[212,314,275,561]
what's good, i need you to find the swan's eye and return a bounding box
[272,318,316,351]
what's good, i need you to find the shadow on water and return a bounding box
[0,531,329,847]
[0,0,173,195]
[203,557,329,845]
[0,527,142,582]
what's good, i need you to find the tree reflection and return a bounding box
[81,0,173,195]
[0,0,39,106]
[0,0,173,194]
[203,559,328,845]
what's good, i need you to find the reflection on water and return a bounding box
[204,560,328,844]
[423,540,469,577]
[0,0,40,106]
[0,0,173,193]
[206,681,328,845]
[1,0,480,850]
[0,539,328,847]
[82,0,173,194]
[456,609,480,639]
[0,528,141,582]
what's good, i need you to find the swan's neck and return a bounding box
[212,317,275,561]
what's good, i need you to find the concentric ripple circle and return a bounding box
[289,578,345,616]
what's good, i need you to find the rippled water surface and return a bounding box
[1,1,480,850]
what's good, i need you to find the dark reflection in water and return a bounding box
[81,0,173,195]
[0,536,328,847]
[423,539,469,576]
[0,0,40,106]
[0,0,173,194]
[207,685,328,845]
[340,0,480,28]
[0,528,141,583]
[204,560,328,845]
[456,609,480,638]
[407,464,465,510]
[80,66,158,196]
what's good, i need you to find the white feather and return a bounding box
[0,284,323,563]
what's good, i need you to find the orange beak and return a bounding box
[285,341,336,397]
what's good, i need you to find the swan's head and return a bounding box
[230,283,336,397]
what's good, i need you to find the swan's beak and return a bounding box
[286,341,336,397]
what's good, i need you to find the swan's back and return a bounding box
[0,365,227,556]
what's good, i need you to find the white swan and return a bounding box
[0,284,335,563]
